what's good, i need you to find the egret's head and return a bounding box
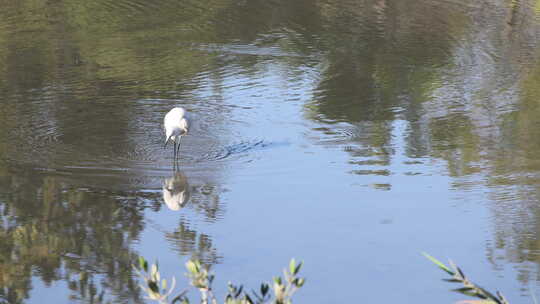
[175,107,186,117]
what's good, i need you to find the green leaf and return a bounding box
[294,261,303,275]
[227,282,235,294]
[148,281,159,293]
[162,279,167,291]
[289,259,296,274]
[455,300,497,304]
[235,285,243,297]
[138,256,145,271]
[456,266,466,279]
[273,276,282,285]
[172,290,189,304]
[442,278,462,283]
[476,287,500,302]
[453,287,484,298]
[138,256,148,272]
[422,252,454,275]
[186,260,198,274]
[261,283,269,296]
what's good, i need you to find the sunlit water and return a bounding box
[1,0,540,303]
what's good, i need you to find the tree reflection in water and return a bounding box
[0,168,145,303]
[0,165,224,303]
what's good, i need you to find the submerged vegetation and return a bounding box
[135,257,305,304]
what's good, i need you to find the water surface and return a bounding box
[1,0,540,303]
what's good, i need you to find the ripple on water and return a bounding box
[200,139,272,162]
[0,94,258,187]
[194,43,303,58]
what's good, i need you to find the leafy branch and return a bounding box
[423,253,509,304]
[134,256,179,304]
[135,257,305,304]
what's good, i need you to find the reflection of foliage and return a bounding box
[298,0,470,174]
[0,170,146,303]
[0,166,227,303]
[0,168,227,303]
[1,0,540,301]
[294,0,540,289]
[67,272,109,304]
[428,114,481,177]
[308,0,462,123]
[165,219,221,267]
[191,185,224,221]
[468,8,540,286]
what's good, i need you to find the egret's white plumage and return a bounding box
[164,107,190,160]
[162,172,190,211]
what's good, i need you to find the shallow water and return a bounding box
[1,0,540,303]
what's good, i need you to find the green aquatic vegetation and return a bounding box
[135,257,305,304]
[424,253,509,304]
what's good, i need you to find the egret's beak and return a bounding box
[164,136,172,149]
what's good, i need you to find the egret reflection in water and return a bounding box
[162,170,191,211]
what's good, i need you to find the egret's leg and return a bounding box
[176,139,181,158]
[173,142,177,160]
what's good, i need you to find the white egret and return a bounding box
[164,107,190,160]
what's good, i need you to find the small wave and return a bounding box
[349,169,391,176]
[200,139,276,162]
[194,43,302,58]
